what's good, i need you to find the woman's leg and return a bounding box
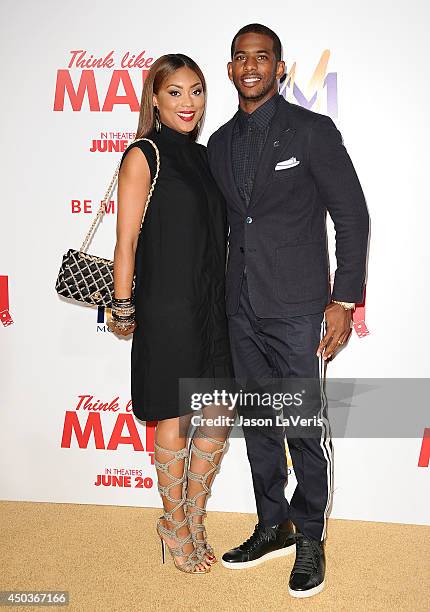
[186,403,233,563]
[155,415,209,572]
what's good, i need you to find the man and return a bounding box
[207,24,369,598]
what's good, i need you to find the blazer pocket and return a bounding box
[271,164,304,182]
[275,241,329,303]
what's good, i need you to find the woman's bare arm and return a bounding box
[113,147,151,298]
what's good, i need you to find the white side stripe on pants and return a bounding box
[318,317,334,541]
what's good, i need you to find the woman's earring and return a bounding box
[197,120,201,132]
[154,106,161,133]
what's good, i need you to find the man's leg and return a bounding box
[260,311,332,597]
[228,275,289,526]
[222,275,295,569]
[261,312,333,541]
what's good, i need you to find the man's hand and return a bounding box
[317,303,352,360]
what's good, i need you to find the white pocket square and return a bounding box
[275,157,300,171]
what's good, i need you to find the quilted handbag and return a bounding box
[55,138,160,308]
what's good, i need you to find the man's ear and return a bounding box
[276,60,286,80]
[227,61,233,82]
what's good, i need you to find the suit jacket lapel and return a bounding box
[248,100,296,210]
[222,112,247,213]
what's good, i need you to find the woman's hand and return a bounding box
[107,319,137,336]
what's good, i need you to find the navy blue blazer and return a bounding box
[207,96,369,317]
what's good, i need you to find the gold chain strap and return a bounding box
[79,138,160,255]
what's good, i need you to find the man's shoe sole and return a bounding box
[221,544,295,570]
[288,580,325,598]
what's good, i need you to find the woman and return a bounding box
[108,54,234,574]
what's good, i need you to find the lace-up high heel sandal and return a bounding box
[154,442,210,574]
[186,432,227,565]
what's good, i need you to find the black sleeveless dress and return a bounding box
[120,124,233,421]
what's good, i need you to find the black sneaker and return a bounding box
[221,520,295,569]
[288,533,325,598]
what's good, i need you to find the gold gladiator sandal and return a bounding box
[186,432,227,565]
[154,442,210,574]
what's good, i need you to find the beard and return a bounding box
[234,69,278,102]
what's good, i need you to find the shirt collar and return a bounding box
[237,93,280,132]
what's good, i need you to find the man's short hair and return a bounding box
[231,23,282,62]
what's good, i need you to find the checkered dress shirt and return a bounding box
[232,93,280,205]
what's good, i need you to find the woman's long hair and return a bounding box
[136,54,206,141]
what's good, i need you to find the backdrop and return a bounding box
[1,0,429,525]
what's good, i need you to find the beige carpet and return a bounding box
[1,501,429,611]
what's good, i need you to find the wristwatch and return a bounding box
[332,300,355,311]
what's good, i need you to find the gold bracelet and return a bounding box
[332,300,355,311]
[112,307,135,317]
[110,319,135,331]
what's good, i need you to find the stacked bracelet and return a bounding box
[111,296,135,329]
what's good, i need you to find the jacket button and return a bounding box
[245,216,253,224]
